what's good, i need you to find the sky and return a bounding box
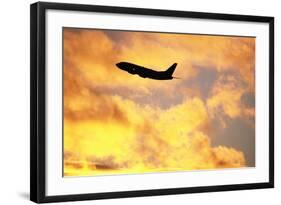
[63,27,255,177]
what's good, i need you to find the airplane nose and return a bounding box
[116,63,121,68]
[116,62,124,70]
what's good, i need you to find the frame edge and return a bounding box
[268,17,274,188]
[30,2,48,203]
[30,2,39,203]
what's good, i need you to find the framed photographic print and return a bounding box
[30,1,274,203]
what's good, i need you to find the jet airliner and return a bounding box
[116,62,178,80]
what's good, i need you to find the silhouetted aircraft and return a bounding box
[116,62,178,80]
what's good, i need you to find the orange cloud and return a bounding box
[63,28,254,176]
[64,96,246,176]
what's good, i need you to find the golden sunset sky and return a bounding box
[63,28,255,176]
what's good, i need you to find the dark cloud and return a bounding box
[182,65,218,100]
[219,69,247,89]
[64,161,83,169]
[103,30,127,44]
[86,155,126,170]
[241,92,255,108]
[211,116,255,166]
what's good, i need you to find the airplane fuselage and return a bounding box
[116,62,176,80]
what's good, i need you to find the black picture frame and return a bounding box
[30,1,274,203]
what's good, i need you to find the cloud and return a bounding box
[64,28,255,100]
[64,90,246,175]
[207,70,255,120]
[63,28,254,176]
[207,71,245,119]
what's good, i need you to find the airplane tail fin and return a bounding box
[165,63,177,76]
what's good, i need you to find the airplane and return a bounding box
[116,62,179,80]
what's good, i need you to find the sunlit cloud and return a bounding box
[63,28,255,176]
